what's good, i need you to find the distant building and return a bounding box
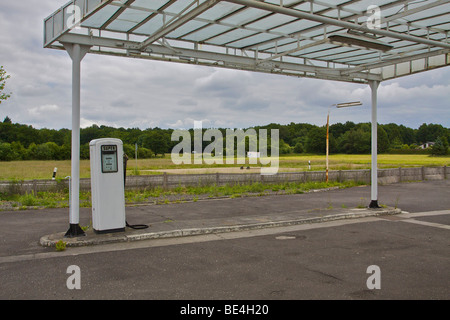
[418,142,435,149]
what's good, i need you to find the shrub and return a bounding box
[431,136,449,156]
[55,240,67,251]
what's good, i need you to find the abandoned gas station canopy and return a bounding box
[44,0,450,84]
[43,0,450,236]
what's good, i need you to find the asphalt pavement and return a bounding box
[1,179,449,254]
[0,179,448,301]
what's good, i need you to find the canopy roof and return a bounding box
[44,0,450,84]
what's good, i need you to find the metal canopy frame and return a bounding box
[45,0,450,83]
[44,0,450,236]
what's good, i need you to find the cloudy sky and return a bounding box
[0,1,449,131]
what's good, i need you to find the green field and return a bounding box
[0,154,448,181]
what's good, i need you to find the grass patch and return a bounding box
[0,154,448,180]
[0,191,91,209]
[55,240,67,252]
[0,180,364,210]
[0,160,91,181]
[124,180,364,204]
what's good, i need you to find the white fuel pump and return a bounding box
[89,138,126,234]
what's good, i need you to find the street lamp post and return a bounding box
[326,101,362,183]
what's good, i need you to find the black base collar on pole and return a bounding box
[369,200,381,208]
[65,224,86,238]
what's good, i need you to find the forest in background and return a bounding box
[0,116,448,161]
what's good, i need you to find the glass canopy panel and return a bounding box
[305,47,367,60]
[197,2,244,21]
[377,5,404,18]
[322,9,342,19]
[403,6,448,22]
[227,33,281,48]
[292,2,329,13]
[429,33,447,41]
[416,16,450,30]
[388,24,409,33]
[132,0,172,11]
[262,40,302,53]
[74,0,86,17]
[293,44,342,57]
[290,2,311,13]
[133,15,165,35]
[106,8,151,32]
[245,13,298,30]
[220,7,269,25]
[45,18,54,44]
[343,0,393,12]
[166,20,209,38]
[82,5,121,28]
[435,22,450,29]
[86,0,102,12]
[333,51,380,64]
[183,24,234,42]
[309,3,329,13]
[351,57,384,66]
[53,10,64,38]
[408,28,430,37]
[165,0,208,14]
[390,40,423,49]
[256,37,296,51]
[301,26,343,39]
[207,28,258,45]
[270,19,323,35]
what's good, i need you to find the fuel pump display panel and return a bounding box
[101,145,118,173]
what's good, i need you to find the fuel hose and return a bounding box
[124,153,149,230]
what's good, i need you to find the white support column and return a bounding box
[63,43,91,237]
[326,110,329,183]
[369,80,380,208]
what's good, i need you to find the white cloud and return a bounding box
[375,81,450,127]
[80,117,113,129]
[29,104,60,115]
[167,119,185,128]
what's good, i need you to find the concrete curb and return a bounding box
[40,207,401,248]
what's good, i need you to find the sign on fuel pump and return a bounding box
[89,138,126,234]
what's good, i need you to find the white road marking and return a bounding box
[400,218,450,230]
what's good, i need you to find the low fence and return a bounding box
[0,166,447,195]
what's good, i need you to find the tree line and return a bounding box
[0,117,448,161]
